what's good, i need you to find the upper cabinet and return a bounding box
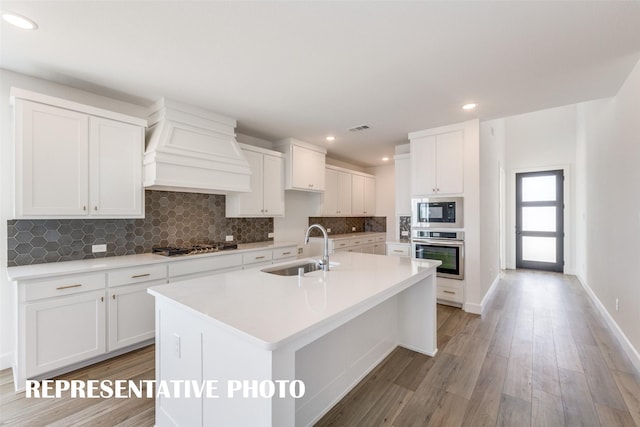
[274,138,326,192]
[352,174,376,216]
[12,89,146,219]
[321,167,352,216]
[410,130,464,196]
[322,165,376,217]
[394,153,411,215]
[226,144,285,217]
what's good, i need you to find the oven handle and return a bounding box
[412,239,464,247]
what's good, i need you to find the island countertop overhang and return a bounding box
[148,252,440,351]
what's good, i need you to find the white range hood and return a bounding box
[143,98,251,194]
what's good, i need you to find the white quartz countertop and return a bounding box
[7,241,297,281]
[148,252,440,350]
[308,231,385,240]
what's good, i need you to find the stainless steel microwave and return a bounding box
[411,197,463,229]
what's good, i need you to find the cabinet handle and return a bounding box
[131,273,150,278]
[393,250,404,253]
[83,206,87,211]
[112,294,116,300]
[56,284,82,290]
[255,256,266,260]
[436,188,440,192]
[94,206,98,211]
[282,252,291,255]
[101,296,104,302]
[432,188,436,193]
[264,209,268,213]
[443,290,456,295]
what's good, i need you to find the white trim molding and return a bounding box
[465,273,501,315]
[576,274,640,374]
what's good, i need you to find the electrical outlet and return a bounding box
[616,298,619,312]
[352,227,356,231]
[297,247,303,255]
[268,232,274,238]
[92,244,107,253]
[401,231,409,236]
[225,235,234,242]
[327,228,331,233]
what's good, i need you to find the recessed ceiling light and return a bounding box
[382,157,389,162]
[326,136,335,142]
[1,11,38,30]
[462,103,477,110]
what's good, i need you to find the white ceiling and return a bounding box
[2,1,640,167]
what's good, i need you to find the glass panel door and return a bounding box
[516,170,564,272]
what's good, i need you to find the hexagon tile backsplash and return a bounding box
[7,190,273,267]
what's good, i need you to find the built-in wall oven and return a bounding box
[411,197,463,229]
[412,230,464,280]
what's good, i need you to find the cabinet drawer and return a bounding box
[332,240,350,250]
[169,254,243,277]
[108,264,167,287]
[273,246,296,260]
[24,273,105,302]
[242,250,273,265]
[375,235,386,242]
[349,238,364,246]
[386,244,410,257]
[364,236,376,244]
[437,284,464,303]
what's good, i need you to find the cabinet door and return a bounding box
[262,154,284,216]
[351,174,365,215]
[89,117,144,217]
[291,145,325,191]
[25,290,106,377]
[410,135,437,196]
[337,171,353,216]
[364,176,376,215]
[435,130,464,194]
[321,168,338,215]
[16,100,89,217]
[235,150,264,216]
[362,244,375,254]
[395,156,411,215]
[373,243,386,255]
[108,282,156,351]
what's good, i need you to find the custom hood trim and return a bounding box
[143,98,251,194]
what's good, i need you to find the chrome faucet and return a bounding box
[304,224,330,272]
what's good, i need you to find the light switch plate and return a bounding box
[92,244,107,253]
[225,235,234,242]
[268,232,274,238]
[352,227,356,231]
[401,231,409,236]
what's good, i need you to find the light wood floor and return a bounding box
[1,270,639,426]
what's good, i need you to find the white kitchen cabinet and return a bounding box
[108,282,157,351]
[362,242,386,255]
[352,174,376,216]
[321,167,352,216]
[386,242,411,257]
[274,138,326,192]
[25,289,106,378]
[12,89,146,219]
[394,154,411,215]
[410,130,464,196]
[226,145,285,217]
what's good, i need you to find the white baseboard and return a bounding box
[576,274,640,374]
[464,273,501,316]
[0,352,13,371]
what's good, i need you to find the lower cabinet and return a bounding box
[25,289,106,378]
[362,243,386,255]
[108,281,159,351]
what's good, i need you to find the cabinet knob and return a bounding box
[264,209,268,213]
[432,188,436,192]
[101,296,104,302]
[94,206,98,211]
[112,294,116,300]
[83,206,86,211]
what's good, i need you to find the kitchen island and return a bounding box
[148,252,440,427]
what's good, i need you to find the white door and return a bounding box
[16,100,89,217]
[364,177,376,215]
[410,135,437,196]
[89,117,144,217]
[25,290,106,377]
[236,150,264,216]
[435,130,464,194]
[262,154,284,216]
[108,283,156,351]
[352,174,365,215]
[337,171,353,216]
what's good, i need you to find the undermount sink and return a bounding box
[262,261,321,276]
